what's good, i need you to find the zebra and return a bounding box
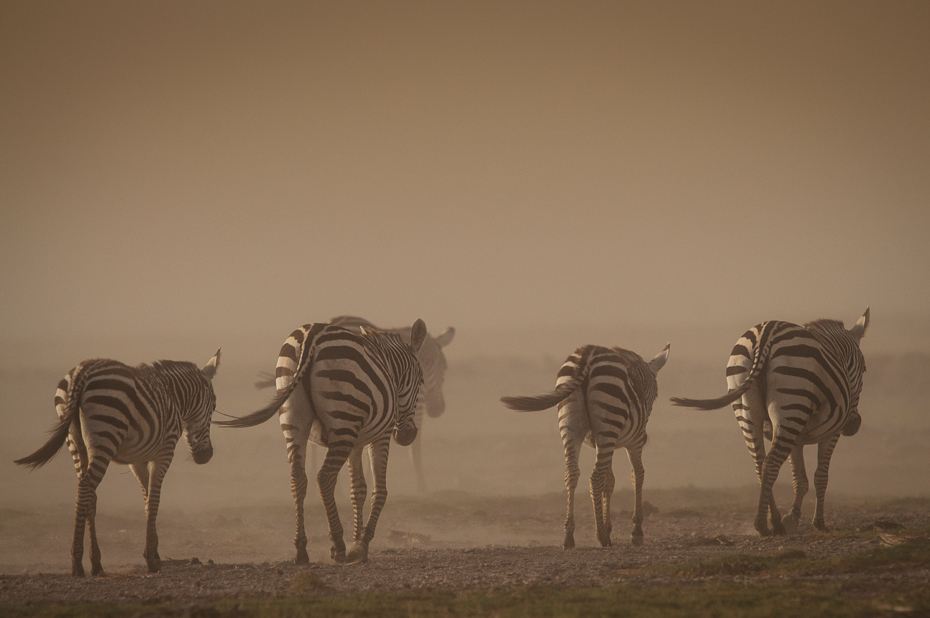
[501,343,670,550]
[14,350,221,576]
[216,320,426,564]
[670,308,869,536]
[256,315,455,492]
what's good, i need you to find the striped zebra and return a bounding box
[14,351,221,576]
[501,343,670,549]
[216,321,426,564]
[670,309,869,536]
[256,315,455,492]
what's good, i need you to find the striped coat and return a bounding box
[671,309,869,535]
[15,351,221,575]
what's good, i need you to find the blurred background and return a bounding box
[2,1,928,521]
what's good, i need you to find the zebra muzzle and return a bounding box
[393,426,418,447]
[193,446,214,464]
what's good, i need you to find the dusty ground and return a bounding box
[2,489,929,606]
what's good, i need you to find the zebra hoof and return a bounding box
[146,558,161,573]
[631,533,644,547]
[72,563,85,577]
[772,520,787,536]
[813,519,828,532]
[347,542,369,564]
[331,547,346,564]
[295,548,310,565]
[782,512,800,534]
[91,563,105,577]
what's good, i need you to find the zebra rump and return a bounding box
[215,323,327,429]
[669,321,777,411]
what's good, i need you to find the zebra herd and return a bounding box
[15,309,870,576]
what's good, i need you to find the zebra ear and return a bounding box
[435,327,455,347]
[648,343,670,375]
[850,307,870,342]
[410,319,428,354]
[202,348,221,381]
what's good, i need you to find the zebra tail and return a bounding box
[254,371,275,390]
[670,321,776,411]
[14,366,85,470]
[216,326,321,428]
[501,377,582,412]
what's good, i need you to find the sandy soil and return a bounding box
[2,490,929,606]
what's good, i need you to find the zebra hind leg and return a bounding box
[318,444,352,564]
[71,457,111,576]
[589,446,614,547]
[347,446,368,550]
[756,439,792,536]
[561,435,582,550]
[781,445,808,534]
[812,435,840,531]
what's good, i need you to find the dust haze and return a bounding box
[2,1,930,571]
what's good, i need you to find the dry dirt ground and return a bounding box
[2,489,929,607]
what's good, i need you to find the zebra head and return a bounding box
[392,319,428,447]
[843,308,870,436]
[182,349,221,464]
[418,326,455,418]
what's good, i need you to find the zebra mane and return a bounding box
[610,347,646,366]
[804,318,845,334]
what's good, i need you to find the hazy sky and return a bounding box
[2,1,929,350]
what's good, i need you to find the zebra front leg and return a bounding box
[347,445,368,545]
[812,435,840,531]
[348,437,392,563]
[589,446,614,547]
[410,432,428,493]
[142,453,173,573]
[318,442,352,564]
[782,445,808,534]
[627,444,645,546]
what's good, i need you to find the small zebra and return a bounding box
[501,343,670,549]
[14,351,221,576]
[217,321,426,564]
[671,309,869,536]
[256,315,455,493]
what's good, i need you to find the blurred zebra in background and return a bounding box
[256,315,454,492]
[14,351,221,576]
[671,308,869,536]
[219,321,426,564]
[502,343,669,550]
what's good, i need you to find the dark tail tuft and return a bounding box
[501,379,580,412]
[14,408,74,470]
